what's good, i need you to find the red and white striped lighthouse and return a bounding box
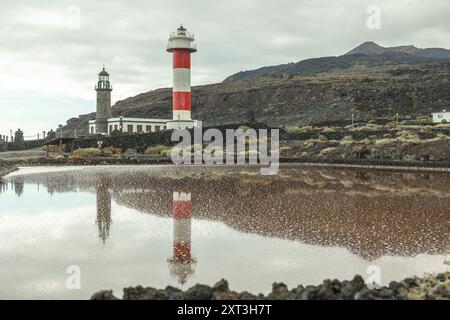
[166,25,198,130]
[168,192,196,285]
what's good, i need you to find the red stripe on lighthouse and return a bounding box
[173,242,192,263]
[173,200,192,219]
[173,92,191,111]
[173,50,191,69]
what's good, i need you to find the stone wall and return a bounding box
[71,125,449,154]
[71,123,269,152]
[3,139,45,151]
[72,131,175,152]
[279,130,446,141]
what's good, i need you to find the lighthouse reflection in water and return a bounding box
[92,180,195,284]
[0,165,449,299]
[168,192,196,285]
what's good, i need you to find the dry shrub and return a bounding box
[435,123,450,129]
[279,147,292,156]
[322,127,339,133]
[104,146,122,155]
[353,124,385,132]
[399,143,409,152]
[396,131,421,143]
[53,154,65,160]
[144,145,170,155]
[340,136,354,145]
[287,125,315,133]
[319,147,338,155]
[69,148,101,159]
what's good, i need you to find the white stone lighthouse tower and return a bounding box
[166,26,198,130]
[167,192,196,285]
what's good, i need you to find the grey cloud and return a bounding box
[1,0,450,134]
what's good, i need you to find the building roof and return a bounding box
[42,137,77,146]
[108,117,170,123]
[99,67,109,76]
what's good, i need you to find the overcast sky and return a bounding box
[1,0,450,138]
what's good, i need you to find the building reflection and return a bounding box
[95,179,112,243]
[167,192,196,285]
[14,177,24,197]
[0,179,8,194]
[0,178,25,197]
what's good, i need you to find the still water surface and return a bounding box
[0,165,449,299]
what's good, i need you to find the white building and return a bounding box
[432,110,450,123]
[89,117,171,135]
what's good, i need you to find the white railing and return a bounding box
[166,42,197,51]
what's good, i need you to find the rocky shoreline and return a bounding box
[91,273,449,300]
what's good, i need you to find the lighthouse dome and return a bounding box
[99,67,109,76]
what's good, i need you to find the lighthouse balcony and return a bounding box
[167,41,197,52]
[95,84,112,90]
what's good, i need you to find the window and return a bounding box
[137,125,143,133]
[114,125,118,131]
[109,125,113,133]
[155,125,160,132]
[127,125,133,133]
[438,114,443,119]
[146,125,151,132]
[91,127,94,134]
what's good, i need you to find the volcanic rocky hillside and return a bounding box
[225,41,450,81]
[346,41,450,59]
[64,42,450,136]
